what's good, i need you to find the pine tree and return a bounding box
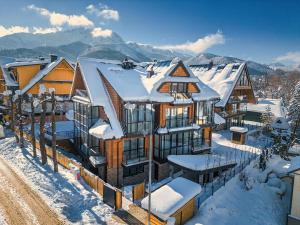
[287,81,300,139]
[260,104,273,132]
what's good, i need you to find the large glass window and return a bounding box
[154,131,192,160]
[195,101,214,124]
[193,129,203,149]
[123,104,152,134]
[237,71,250,86]
[73,102,100,156]
[123,137,145,163]
[166,107,189,128]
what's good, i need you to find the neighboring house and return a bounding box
[287,169,300,225]
[246,98,286,123]
[70,57,219,187]
[190,63,256,129]
[0,55,74,121]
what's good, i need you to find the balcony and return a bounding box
[195,116,213,126]
[192,139,211,152]
[123,154,148,166]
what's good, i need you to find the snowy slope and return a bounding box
[187,155,296,225]
[0,135,121,224]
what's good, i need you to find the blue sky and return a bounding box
[0,0,299,64]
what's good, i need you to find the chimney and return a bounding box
[208,60,213,70]
[50,54,58,62]
[147,65,154,78]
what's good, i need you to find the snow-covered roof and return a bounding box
[230,126,248,133]
[271,117,289,130]
[0,66,18,87]
[190,63,246,107]
[89,118,120,140]
[4,60,49,68]
[77,57,219,104]
[75,58,124,139]
[168,154,236,171]
[20,58,73,95]
[247,98,286,118]
[214,113,226,125]
[141,177,202,221]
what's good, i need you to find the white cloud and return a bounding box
[27,4,94,27]
[87,4,119,21]
[91,27,113,37]
[0,25,29,37]
[156,32,225,53]
[32,27,62,34]
[275,52,300,64]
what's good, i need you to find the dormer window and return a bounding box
[170,83,188,94]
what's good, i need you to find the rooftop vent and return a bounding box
[122,57,135,70]
[147,65,154,78]
[50,54,58,63]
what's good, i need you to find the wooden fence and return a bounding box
[14,128,122,210]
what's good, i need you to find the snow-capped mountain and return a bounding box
[0,28,280,75]
[269,62,300,72]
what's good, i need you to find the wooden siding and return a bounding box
[101,74,123,120]
[105,139,123,169]
[17,64,41,90]
[171,65,189,77]
[158,83,170,93]
[187,83,199,93]
[71,65,86,96]
[27,60,74,95]
[171,198,195,225]
[0,67,5,93]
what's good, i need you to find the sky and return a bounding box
[0,0,299,65]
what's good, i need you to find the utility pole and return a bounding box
[39,92,47,165]
[50,90,58,172]
[29,94,37,157]
[148,103,153,225]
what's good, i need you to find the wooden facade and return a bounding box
[71,59,216,187]
[149,198,196,225]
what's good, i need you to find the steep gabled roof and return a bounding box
[20,58,74,95]
[190,63,249,107]
[77,57,219,103]
[74,58,124,139]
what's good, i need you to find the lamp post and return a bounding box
[148,102,153,225]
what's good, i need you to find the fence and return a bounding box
[15,127,122,210]
[197,148,259,205]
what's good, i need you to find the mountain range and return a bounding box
[0,28,279,75]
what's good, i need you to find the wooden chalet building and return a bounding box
[0,55,74,120]
[190,63,256,129]
[70,57,220,187]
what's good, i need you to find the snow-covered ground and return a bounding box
[187,154,298,225]
[0,135,121,225]
[186,130,300,225]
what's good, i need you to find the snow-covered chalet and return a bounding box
[70,57,220,186]
[190,63,256,129]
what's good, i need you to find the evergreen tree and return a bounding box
[287,81,300,139]
[260,104,273,132]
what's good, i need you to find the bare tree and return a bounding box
[29,94,37,157]
[50,89,58,172]
[16,91,24,148]
[39,92,47,165]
